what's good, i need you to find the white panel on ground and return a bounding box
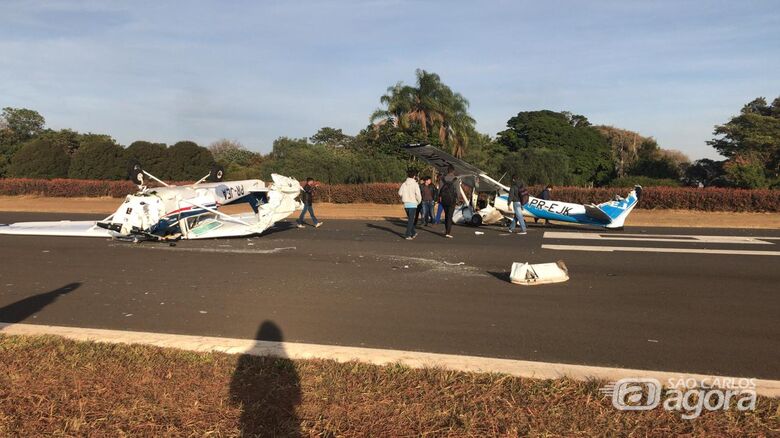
[510,261,569,285]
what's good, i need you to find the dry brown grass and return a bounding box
[1,335,777,437]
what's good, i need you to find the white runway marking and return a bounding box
[544,231,777,245]
[542,232,780,256]
[2,322,778,397]
[542,244,780,256]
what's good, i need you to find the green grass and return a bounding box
[0,334,778,437]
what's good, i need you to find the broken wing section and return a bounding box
[183,174,302,239]
[510,261,569,285]
[590,186,640,229]
[0,220,113,238]
[403,143,507,192]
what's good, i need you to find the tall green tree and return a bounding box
[497,110,613,185]
[0,107,47,175]
[684,159,726,187]
[260,136,405,184]
[501,148,574,186]
[165,141,214,181]
[125,141,168,177]
[0,107,45,146]
[370,69,475,157]
[208,139,263,180]
[462,134,507,178]
[37,129,82,155]
[628,138,690,180]
[708,96,780,187]
[8,138,70,179]
[310,127,353,148]
[68,135,125,180]
[208,139,259,166]
[594,125,644,178]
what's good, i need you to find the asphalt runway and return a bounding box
[1,212,779,379]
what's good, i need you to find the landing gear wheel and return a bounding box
[469,214,483,227]
[127,160,144,185]
[209,164,225,182]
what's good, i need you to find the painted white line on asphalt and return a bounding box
[542,244,780,256]
[1,322,778,397]
[544,231,777,245]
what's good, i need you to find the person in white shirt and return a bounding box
[398,169,422,240]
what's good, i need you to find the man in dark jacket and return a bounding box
[438,165,458,238]
[419,176,437,226]
[534,184,552,225]
[297,177,322,228]
[507,176,528,234]
[434,173,445,224]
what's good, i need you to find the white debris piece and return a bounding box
[510,261,569,285]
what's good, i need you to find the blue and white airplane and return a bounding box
[404,143,641,229]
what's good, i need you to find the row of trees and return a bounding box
[1,69,777,188]
[0,108,215,181]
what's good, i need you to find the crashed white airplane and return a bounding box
[0,163,302,241]
[404,143,641,229]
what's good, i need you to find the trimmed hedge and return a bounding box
[0,178,778,212]
[0,178,138,198]
[540,186,780,212]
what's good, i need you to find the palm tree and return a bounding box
[370,69,475,157]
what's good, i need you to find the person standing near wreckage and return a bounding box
[297,177,323,228]
[399,169,422,240]
[438,165,458,238]
[507,176,528,235]
[433,173,445,225]
[420,176,437,226]
[534,184,552,225]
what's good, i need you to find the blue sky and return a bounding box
[1,1,778,160]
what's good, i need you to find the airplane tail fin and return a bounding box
[253,174,303,230]
[594,185,641,229]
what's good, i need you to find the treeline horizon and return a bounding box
[1,70,777,189]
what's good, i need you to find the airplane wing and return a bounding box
[404,143,484,175]
[0,221,113,238]
[403,143,505,192]
[583,204,613,224]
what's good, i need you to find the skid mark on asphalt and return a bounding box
[378,254,486,277]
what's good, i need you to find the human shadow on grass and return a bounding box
[229,320,302,437]
[0,282,80,324]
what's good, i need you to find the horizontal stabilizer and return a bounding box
[584,204,613,224]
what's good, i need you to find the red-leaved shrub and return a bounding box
[0,178,138,198]
[1,179,778,212]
